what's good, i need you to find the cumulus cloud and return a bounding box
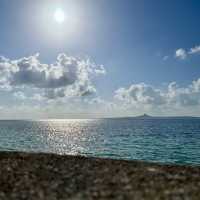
[175,44,200,60]
[175,48,187,60]
[114,79,200,109]
[166,81,200,106]
[189,45,200,54]
[115,83,166,107]
[0,53,106,99]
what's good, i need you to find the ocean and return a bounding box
[0,118,200,165]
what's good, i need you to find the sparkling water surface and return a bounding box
[0,118,200,165]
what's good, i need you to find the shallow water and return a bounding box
[0,118,200,165]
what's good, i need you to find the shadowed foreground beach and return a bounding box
[0,152,200,199]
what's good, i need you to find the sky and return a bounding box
[0,0,200,118]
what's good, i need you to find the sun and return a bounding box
[54,8,65,24]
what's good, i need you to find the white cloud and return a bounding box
[13,91,27,100]
[0,53,106,99]
[175,44,200,60]
[114,79,200,111]
[87,97,115,111]
[114,83,166,107]
[3,77,200,118]
[32,93,44,101]
[166,81,200,106]
[189,45,200,54]
[175,48,187,60]
[2,51,200,117]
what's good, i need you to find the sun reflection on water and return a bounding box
[0,119,200,165]
[38,119,100,155]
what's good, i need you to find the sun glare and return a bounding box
[54,8,65,24]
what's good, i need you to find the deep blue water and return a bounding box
[0,118,200,165]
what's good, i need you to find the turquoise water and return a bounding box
[0,118,200,165]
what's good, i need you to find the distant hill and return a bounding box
[136,114,152,118]
[114,114,200,120]
[135,114,200,119]
[116,114,154,119]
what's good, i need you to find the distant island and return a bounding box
[115,114,200,119]
[136,114,153,118]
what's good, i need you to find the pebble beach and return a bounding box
[0,152,200,199]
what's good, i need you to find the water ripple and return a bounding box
[0,118,199,165]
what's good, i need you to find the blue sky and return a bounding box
[0,0,200,118]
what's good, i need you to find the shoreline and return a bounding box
[0,151,200,199]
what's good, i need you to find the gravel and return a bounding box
[0,151,199,200]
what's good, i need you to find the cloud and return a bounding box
[175,44,200,60]
[114,83,166,107]
[163,56,169,61]
[114,79,200,109]
[0,53,106,99]
[189,45,200,54]
[13,91,44,102]
[88,97,115,110]
[175,48,187,60]
[13,91,27,100]
[166,81,200,106]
